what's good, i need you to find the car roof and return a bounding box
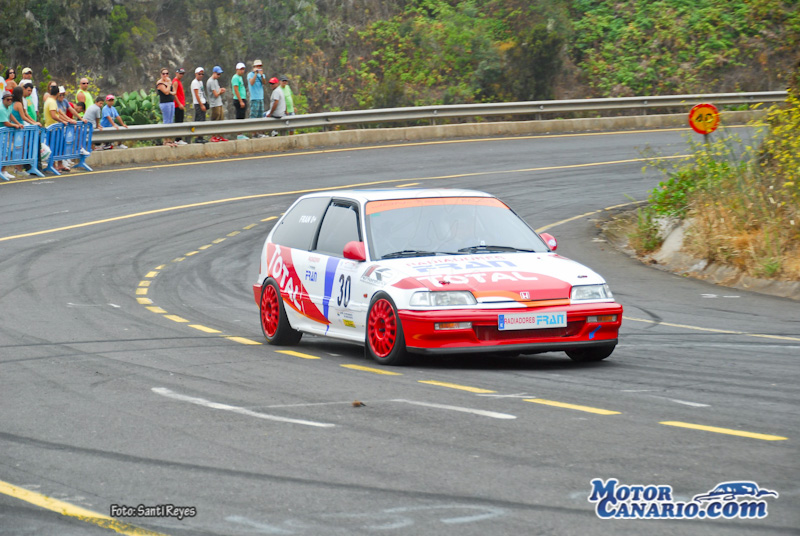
[299,188,496,204]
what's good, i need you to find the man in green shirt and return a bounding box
[231,62,247,120]
[280,75,295,135]
[76,78,93,116]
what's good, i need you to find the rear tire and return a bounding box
[366,295,410,366]
[260,279,302,345]
[566,345,615,362]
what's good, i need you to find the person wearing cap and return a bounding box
[1,90,24,180]
[101,95,127,130]
[265,76,285,123]
[248,60,267,123]
[172,68,188,145]
[231,62,248,121]
[191,67,208,143]
[207,66,226,124]
[21,68,38,112]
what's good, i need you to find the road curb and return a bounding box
[87,110,765,167]
[601,209,800,302]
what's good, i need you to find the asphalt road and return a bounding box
[1,126,798,536]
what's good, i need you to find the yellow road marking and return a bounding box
[146,306,167,314]
[172,257,185,262]
[396,182,420,188]
[199,244,212,250]
[212,238,226,243]
[525,398,621,415]
[135,288,148,295]
[0,479,170,536]
[138,281,151,287]
[145,271,159,278]
[624,315,800,343]
[185,251,198,256]
[136,298,152,305]
[341,364,403,375]
[418,380,496,394]
[189,324,222,334]
[227,231,240,237]
[226,336,262,345]
[243,224,257,230]
[660,421,788,441]
[164,315,189,323]
[261,216,278,222]
[277,350,321,360]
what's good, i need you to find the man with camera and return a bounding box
[247,60,267,124]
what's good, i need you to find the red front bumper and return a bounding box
[398,302,622,355]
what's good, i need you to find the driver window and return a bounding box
[315,202,360,257]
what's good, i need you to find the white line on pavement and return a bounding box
[152,387,335,428]
[391,399,516,419]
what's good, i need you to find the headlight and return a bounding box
[409,291,477,307]
[571,284,613,302]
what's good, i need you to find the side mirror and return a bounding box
[343,241,367,261]
[540,232,558,251]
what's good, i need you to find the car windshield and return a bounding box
[365,197,549,260]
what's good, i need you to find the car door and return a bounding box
[306,199,366,341]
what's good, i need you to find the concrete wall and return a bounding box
[88,110,766,167]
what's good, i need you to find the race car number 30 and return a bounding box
[499,312,567,331]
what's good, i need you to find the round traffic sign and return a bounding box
[688,103,720,135]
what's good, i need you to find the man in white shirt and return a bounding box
[190,67,207,143]
[266,77,285,118]
[21,67,38,112]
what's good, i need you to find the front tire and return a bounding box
[566,344,615,362]
[260,279,302,345]
[366,295,410,366]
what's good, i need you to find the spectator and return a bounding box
[83,95,105,150]
[0,68,5,95]
[21,81,37,121]
[12,86,40,126]
[191,67,208,143]
[1,90,24,180]
[172,68,187,145]
[43,85,75,172]
[280,75,295,135]
[208,66,225,117]
[248,60,266,135]
[43,81,58,107]
[156,67,177,147]
[21,68,38,113]
[231,62,248,122]
[266,77,285,118]
[5,69,17,92]
[76,77,93,109]
[100,94,128,150]
[75,101,86,117]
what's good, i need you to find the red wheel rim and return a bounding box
[261,284,279,337]
[368,299,397,358]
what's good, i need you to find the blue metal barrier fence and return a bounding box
[44,123,94,175]
[0,125,46,179]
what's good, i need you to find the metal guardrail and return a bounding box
[91,91,788,144]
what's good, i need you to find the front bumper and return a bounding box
[398,302,622,355]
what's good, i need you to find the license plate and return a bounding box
[498,312,567,331]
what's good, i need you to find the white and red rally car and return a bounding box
[254,189,622,365]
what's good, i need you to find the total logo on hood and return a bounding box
[387,253,603,302]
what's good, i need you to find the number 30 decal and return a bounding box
[337,275,351,307]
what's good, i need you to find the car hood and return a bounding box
[372,253,606,302]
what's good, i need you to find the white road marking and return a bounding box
[652,396,710,408]
[391,399,516,419]
[476,393,534,399]
[152,388,335,428]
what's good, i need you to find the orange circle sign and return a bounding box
[689,103,720,135]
